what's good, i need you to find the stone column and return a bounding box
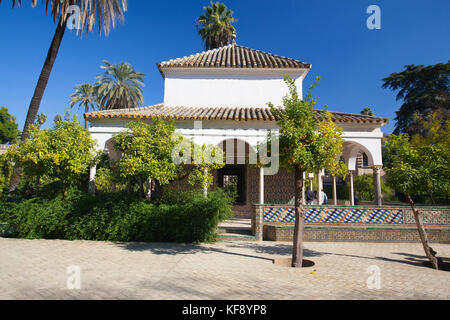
[252,205,264,241]
[332,175,337,206]
[259,167,264,204]
[373,165,383,206]
[88,165,96,194]
[316,171,323,205]
[203,168,208,198]
[349,170,355,206]
[308,173,314,191]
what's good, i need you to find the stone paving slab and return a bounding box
[0,238,449,300]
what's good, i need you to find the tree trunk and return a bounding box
[406,193,440,270]
[145,178,152,201]
[292,168,306,268]
[301,173,306,205]
[84,102,89,129]
[127,177,133,194]
[9,17,67,193]
[429,193,436,206]
[153,180,160,201]
[203,168,208,198]
[138,175,144,198]
[62,184,68,201]
[36,175,40,195]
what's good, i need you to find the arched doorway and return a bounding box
[215,138,258,212]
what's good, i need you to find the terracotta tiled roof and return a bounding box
[157,43,311,71]
[85,104,389,124]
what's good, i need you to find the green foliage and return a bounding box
[361,107,374,116]
[196,1,237,50]
[382,61,449,135]
[187,143,225,194]
[70,83,99,111]
[0,189,233,243]
[0,154,12,194]
[113,119,181,188]
[95,60,145,110]
[6,113,97,197]
[270,76,347,177]
[70,83,99,128]
[0,107,20,144]
[353,174,392,201]
[95,167,126,192]
[383,128,449,201]
[35,113,47,128]
[323,183,349,201]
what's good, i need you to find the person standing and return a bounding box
[321,189,328,205]
[307,189,315,205]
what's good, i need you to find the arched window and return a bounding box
[362,153,369,167]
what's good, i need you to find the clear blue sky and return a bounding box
[1,0,449,133]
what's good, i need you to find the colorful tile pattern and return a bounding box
[263,207,404,224]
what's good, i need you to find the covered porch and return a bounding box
[209,137,385,218]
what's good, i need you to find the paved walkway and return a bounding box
[0,238,449,300]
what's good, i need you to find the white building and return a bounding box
[86,43,388,215]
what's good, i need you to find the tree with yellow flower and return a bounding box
[7,113,97,199]
[270,76,346,268]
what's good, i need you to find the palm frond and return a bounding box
[196,1,237,50]
[1,0,127,36]
[94,60,145,110]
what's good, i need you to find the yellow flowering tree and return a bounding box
[383,114,449,270]
[270,76,346,268]
[188,143,225,198]
[113,119,182,199]
[7,113,97,199]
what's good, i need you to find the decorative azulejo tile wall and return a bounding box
[264,207,404,225]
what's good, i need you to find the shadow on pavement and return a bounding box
[116,241,450,270]
[116,241,326,262]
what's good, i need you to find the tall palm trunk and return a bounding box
[9,17,67,193]
[292,169,306,267]
[84,102,89,129]
[406,193,440,270]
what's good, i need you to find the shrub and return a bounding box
[353,174,392,201]
[7,114,97,199]
[0,189,233,243]
[0,196,71,239]
[94,167,127,193]
[323,183,349,201]
[0,154,12,195]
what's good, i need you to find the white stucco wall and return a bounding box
[162,68,307,107]
[340,123,384,168]
[89,118,385,171]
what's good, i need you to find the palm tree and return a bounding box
[2,0,127,192]
[70,83,98,129]
[95,61,145,110]
[361,107,375,116]
[196,1,237,50]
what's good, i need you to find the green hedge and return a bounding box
[323,183,349,201]
[0,189,233,243]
